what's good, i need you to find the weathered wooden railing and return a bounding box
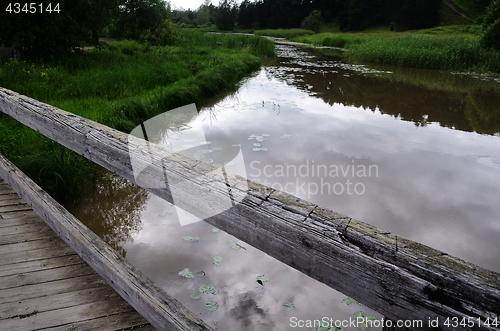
[1,87,499,330]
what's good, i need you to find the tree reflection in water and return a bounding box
[70,171,149,257]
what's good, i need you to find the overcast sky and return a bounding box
[169,0,241,11]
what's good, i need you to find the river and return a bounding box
[70,43,500,330]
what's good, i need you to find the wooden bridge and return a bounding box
[0,87,499,330]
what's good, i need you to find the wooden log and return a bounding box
[1,87,499,330]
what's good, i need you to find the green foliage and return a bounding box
[390,21,396,32]
[480,0,500,50]
[348,35,500,72]
[300,10,324,33]
[139,20,178,46]
[254,29,315,38]
[0,31,273,203]
[481,18,500,50]
[216,0,237,31]
[111,0,170,40]
[0,0,116,61]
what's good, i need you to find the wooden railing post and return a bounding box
[1,87,499,330]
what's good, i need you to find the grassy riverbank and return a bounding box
[289,25,500,73]
[0,30,275,203]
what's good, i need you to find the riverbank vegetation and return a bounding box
[0,30,275,203]
[290,27,500,73]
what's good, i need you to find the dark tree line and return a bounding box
[0,0,170,61]
[237,0,446,31]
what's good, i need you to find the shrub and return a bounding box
[140,20,178,46]
[480,0,500,50]
[390,21,396,32]
[300,10,323,33]
[480,18,500,50]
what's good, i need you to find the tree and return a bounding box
[480,0,500,51]
[216,0,237,31]
[114,0,170,40]
[301,9,323,33]
[239,0,256,28]
[480,0,500,50]
[0,0,118,61]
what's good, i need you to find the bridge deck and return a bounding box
[0,178,156,331]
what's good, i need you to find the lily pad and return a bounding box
[213,256,223,267]
[231,144,241,147]
[230,244,241,250]
[282,302,295,310]
[280,134,292,139]
[262,134,270,137]
[353,311,378,330]
[179,268,195,279]
[256,137,265,142]
[212,228,220,233]
[204,301,219,312]
[256,274,270,286]
[212,321,219,329]
[253,143,262,147]
[228,237,236,243]
[307,327,344,331]
[252,148,261,151]
[183,236,200,242]
[199,284,220,295]
[342,297,362,306]
[191,293,200,299]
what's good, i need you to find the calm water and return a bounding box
[70,44,500,330]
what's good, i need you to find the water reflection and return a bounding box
[70,43,500,330]
[70,174,148,257]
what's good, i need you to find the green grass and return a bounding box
[292,33,366,48]
[347,35,500,72]
[289,26,500,73]
[0,30,275,204]
[440,1,475,26]
[255,29,315,39]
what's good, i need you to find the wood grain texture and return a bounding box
[0,185,158,331]
[0,157,210,330]
[1,87,499,330]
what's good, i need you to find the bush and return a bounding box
[480,18,500,50]
[300,10,323,33]
[390,21,396,32]
[480,0,500,50]
[216,0,237,31]
[140,20,178,46]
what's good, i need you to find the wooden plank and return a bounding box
[0,237,69,255]
[0,285,117,319]
[44,312,152,331]
[0,254,83,277]
[0,296,139,331]
[0,228,59,245]
[0,273,106,304]
[0,158,210,330]
[0,202,31,213]
[0,221,56,236]
[0,214,41,227]
[0,263,95,290]
[0,186,15,195]
[0,194,21,202]
[0,209,39,220]
[1,88,499,329]
[0,244,76,266]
